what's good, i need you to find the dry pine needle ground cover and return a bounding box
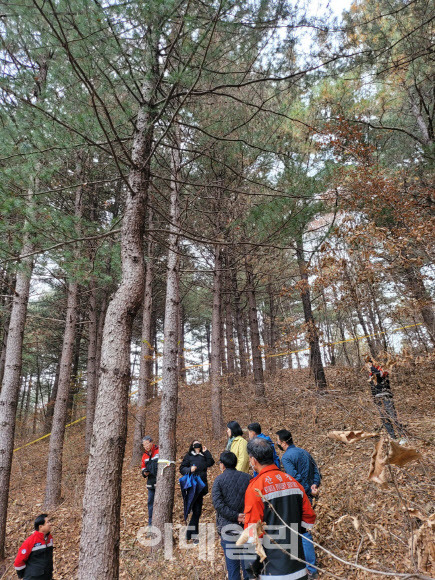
[3,364,434,579]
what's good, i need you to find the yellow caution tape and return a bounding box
[13,415,86,452]
[13,322,423,453]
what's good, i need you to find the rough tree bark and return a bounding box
[131,208,155,466]
[44,166,83,509]
[178,302,186,382]
[85,278,98,454]
[44,362,60,432]
[78,53,157,577]
[245,258,265,399]
[296,236,327,390]
[0,273,15,388]
[152,131,181,545]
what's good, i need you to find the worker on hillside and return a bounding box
[141,435,159,526]
[366,357,407,444]
[14,514,53,580]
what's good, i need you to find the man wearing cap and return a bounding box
[141,435,159,526]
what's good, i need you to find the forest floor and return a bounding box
[3,363,435,579]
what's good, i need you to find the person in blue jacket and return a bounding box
[247,422,280,476]
[276,429,321,580]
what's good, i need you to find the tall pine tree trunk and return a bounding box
[296,236,327,390]
[231,268,247,377]
[131,209,155,466]
[245,258,265,399]
[78,52,158,577]
[85,278,98,454]
[211,245,224,438]
[178,302,186,382]
[152,131,181,544]
[267,281,277,374]
[44,171,83,509]
[0,173,37,558]
[224,271,236,387]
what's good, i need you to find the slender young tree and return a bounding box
[245,257,265,399]
[44,160,84,509]
[151,131,182,544]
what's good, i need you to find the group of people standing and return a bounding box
[141,420,321,580]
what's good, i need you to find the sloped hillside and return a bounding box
[3,364,434,579]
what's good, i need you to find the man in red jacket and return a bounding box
[141,435,159,526]
[14,514,53,580]
[244,437,316,579]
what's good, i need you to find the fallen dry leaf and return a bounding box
[328,430,377,443]
[388,440,422,467]
[368,437,388,485]
[236,522,267,563]
[410,513,435,572]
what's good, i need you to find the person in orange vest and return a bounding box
[243,437,316,579]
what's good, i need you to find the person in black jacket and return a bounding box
[141,436,159,526]
[14,514,53,579]
[212,452,251,580]
[180,440,215,542]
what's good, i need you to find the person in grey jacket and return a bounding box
[212,451,251,580]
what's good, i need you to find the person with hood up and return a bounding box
[247,422,280,476]
[226,421,249,473]
[180,440,215,542]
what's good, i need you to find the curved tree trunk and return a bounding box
[78,61,157,578]
[0,167,39,558]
